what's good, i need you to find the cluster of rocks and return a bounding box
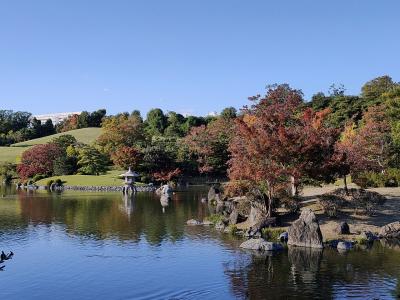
[200,186,400,254]
[318,188,386,216]
[379,221,400,239]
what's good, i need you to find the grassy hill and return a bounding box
[0,127,102,163]
[0,147,26,163]
[11,127,102,147]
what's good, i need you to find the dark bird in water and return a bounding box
[7,251,14,259]
[0,251,6,261]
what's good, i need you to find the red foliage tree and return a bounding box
[334,105,391,181]
[153,168,182,183]
[111,146,141,170]
[184,117,234,175]
[97,114,145,154]
[229,84,338,216]
[57,114,79,132]
[17,143,63,180]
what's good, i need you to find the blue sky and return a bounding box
[0,0,399,116]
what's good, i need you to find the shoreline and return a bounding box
[24,185,157,193]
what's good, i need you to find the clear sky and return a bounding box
[1,0,399,116]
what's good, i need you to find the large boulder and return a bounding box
[208,186,222,203]
[228,208,246,225]
[379,221,400,239]
[156,184,173,196]
[287,208,324,249]
[240,238,283,251]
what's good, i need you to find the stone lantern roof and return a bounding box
[120,167,140,178]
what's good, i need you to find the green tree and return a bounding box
[52,134,77,150]
[220,107,237,119]
[165,112,185,137]
[77,146,108,175]
[361,75,397,105]
[145,108,167,136]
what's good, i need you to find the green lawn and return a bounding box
[0,128,103,163]
[11,127,102,147]
[35,170,145,187]
[0,146,26,163]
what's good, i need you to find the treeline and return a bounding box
[13,106,236,182]
[6,75,400,198]
[0,111,54,145]
[0,109,106,146]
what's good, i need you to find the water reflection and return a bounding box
[1,186,400,299]
[120,193,136,217]
[160,195,169,214]
[224,243,400,299]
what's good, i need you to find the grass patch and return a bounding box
[205,214,224,225]
[227,224,238,235]
[36,170,146,187]
[0,146,25,163]
[261,228,286,241]
[11,128,102,147]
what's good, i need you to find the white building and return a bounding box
[33,112,82,124]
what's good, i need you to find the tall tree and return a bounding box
[229,84,338,216]
[145,108,167,136]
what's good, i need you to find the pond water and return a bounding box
[0,186,399,299]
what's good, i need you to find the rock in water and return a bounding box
[360,231,376,242]
[208,186,221,203]
[337,241,353,251]
[240,238,283,251]
[287,208,323,249]
[186,219,202,226]
[202,220,213,226]
[379,221,400,239]
[335,221,350,235]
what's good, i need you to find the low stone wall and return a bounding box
[36,185,156,193]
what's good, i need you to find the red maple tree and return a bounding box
[228,84,338,216]
[17,143,63,180]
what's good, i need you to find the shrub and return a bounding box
[261,228,286,241]
[330,188,386,216]
[32,174,46,182]
[205,214,224,225]
[46,179,54,188]
[223,180,252,197]
[227,224,238,235]
[353,169,400,188]
[55,179,63,187]
[318,194,346,218]
[279,196,301,214]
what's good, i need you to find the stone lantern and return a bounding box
[120,167,140,194]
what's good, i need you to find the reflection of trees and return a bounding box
[225,244,400,299]
[13,188,210,246]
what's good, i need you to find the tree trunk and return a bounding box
[267,190,273,217]
[343,175,348,195]
[290,175,296,196]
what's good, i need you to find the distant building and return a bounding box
[33,112,82,124]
